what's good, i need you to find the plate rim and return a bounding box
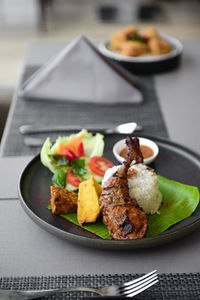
[98,34,183,63]
[18,135,200,249]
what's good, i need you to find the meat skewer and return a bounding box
[99,136,148,240]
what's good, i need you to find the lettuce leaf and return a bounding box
[52,169,66,188]
[40,138,56,173]
[82,130,104,157]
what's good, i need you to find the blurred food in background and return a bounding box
[0,0,200,141]
[110,25,172,57]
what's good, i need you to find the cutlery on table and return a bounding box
[0,270,158,299]
[19,122,143,135]
[21,122,143,147]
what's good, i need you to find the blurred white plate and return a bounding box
[99,34,183,63]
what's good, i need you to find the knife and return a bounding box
[19,123,143,135]
[21,122,143,147]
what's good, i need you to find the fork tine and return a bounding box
[123,270,157,287]
[124,279,159,297]
[122,273,158,292]
[120,270,158,297]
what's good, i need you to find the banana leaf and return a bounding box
[146,175,199,236]
[48,175,199,239]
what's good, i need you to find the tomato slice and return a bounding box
[67,170,83,187]
[89,156,114,177]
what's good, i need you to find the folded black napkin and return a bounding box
[20,35,143,104]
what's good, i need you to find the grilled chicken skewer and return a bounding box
[99,137,148,240]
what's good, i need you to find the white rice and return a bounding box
[102,164,162,214]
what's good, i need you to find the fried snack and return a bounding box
[120,41,148,57]
[50,186,77,215]
[142,27,158,38]
[110,25,138,51]
[122,25,138,37]
[109,25,172,57]
[77,176,102,225]
[148,36,172,55]
[110,31,127,51]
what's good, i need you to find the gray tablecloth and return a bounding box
[0,66,168,156]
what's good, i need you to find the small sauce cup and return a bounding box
[113,137,159,165]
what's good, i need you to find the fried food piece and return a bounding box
[148,37,172,55]
[110,25,172,57]
[122,25,138,37]
[110,25,138,51]
[142,27,158,38]
[110,31,127,51]
[99,137,148,240]
[120,41,148,57]
[50,186,77,215]
[77,176,102,225]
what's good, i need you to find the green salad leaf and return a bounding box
[52,169,66,188]
[40,138,56,173]
[40,130,104,175]
[71,158,87,179]
[48,176,199,239]
[48,154,69,167]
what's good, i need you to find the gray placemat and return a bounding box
[0,273,200,299]
[1,66,168,156]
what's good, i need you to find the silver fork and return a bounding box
[0,270,158,299]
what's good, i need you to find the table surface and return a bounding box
[22,40,200,155]
[0,40,200,277]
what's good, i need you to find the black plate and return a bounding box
[98,34,183,74]
[18,135,200,250]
